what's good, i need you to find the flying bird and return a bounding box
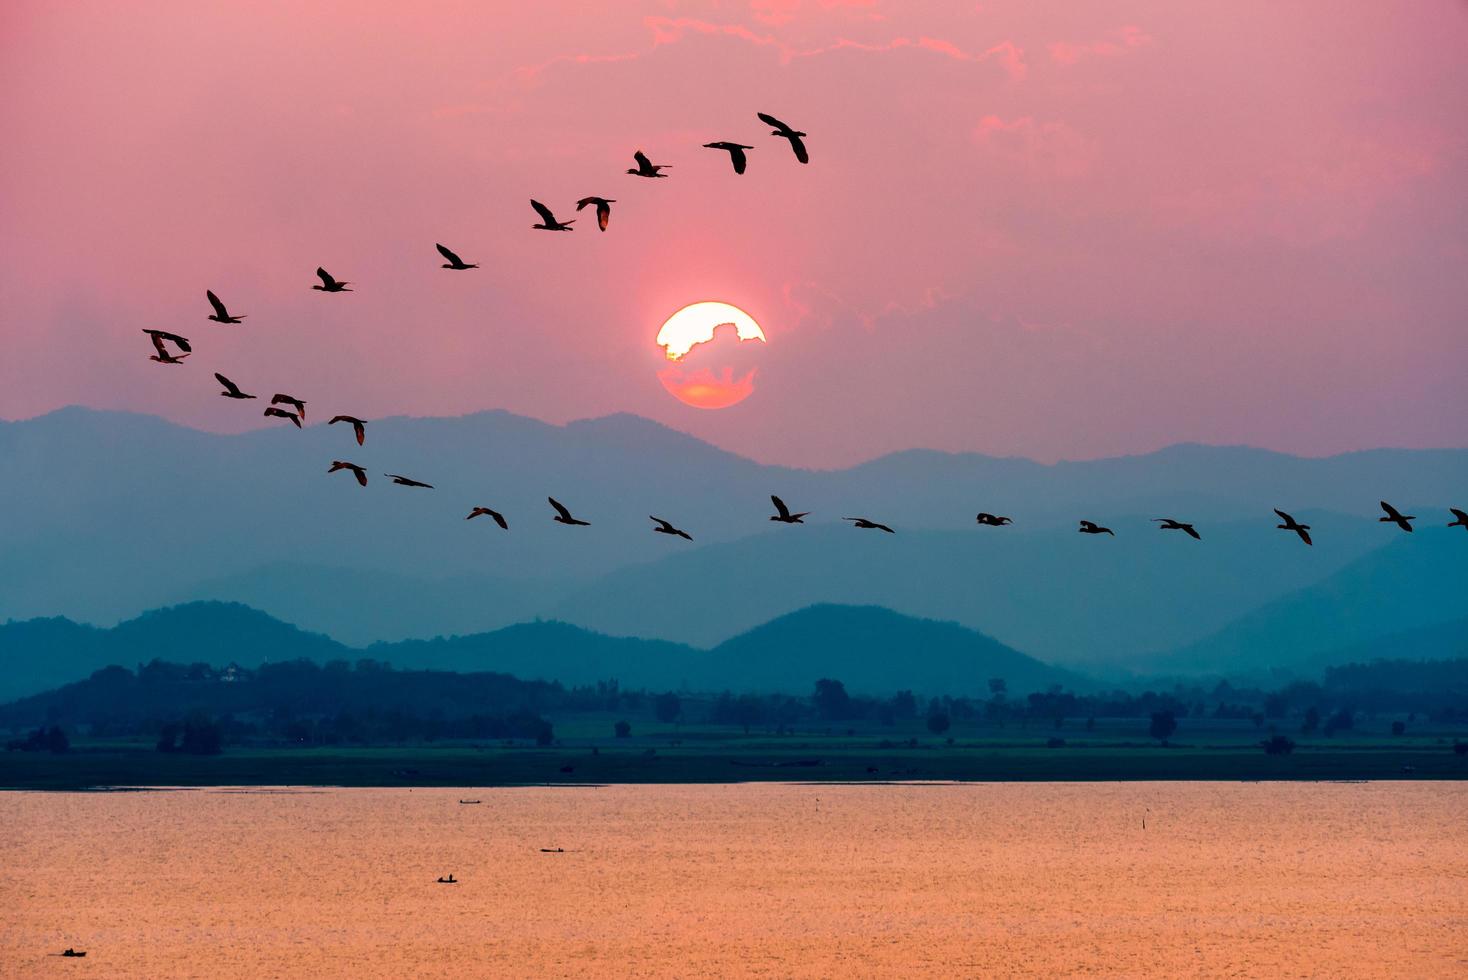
[549,497,590,526]
[329,415,367,446]
[626,150,671,178]
[575,197,615,232]
[703,141,753,174]
[205,290,245,323]
[1378,500,1415,533]
[757,111,809,164]
[142,329,191,363]
[271,394,306,423]
[386,473,434,488]
[213,373,255,399]
[1078,520,1114,536]
[845,517,895,534]
[328,461,367,486]
[1274,509,1312,546]
[650,516,693,541]
[263,406,301,428]
[467,507,509,530]
[436,243,478,270]
[769,495,809,524]
[976,513,1013,527]
[530,199,575,231]
[313,267,351,292]
[1153,518,1201,540]
[1449,508,1468,531]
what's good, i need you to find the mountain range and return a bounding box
[1,407,1464,671]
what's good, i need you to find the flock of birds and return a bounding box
[140,109,1467,547]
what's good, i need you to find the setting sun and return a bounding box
[655,301,767,409]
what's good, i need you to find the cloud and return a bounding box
[1049,25,1153,65]
[972,114,1095,179]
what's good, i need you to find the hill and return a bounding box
[1158,529,1468,677]
[708,604,1072,695]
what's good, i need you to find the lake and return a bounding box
[3,782,1465,977]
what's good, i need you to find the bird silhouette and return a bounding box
[575,197,615,232]
[1153,518,1201,540]
[328,461,367,486]
[142,329,191,363]
[213,372,255,399]
[976,513,1013,527]
[549,497,590,526]
[650,516,693,540]
[530,199,575,231]
[1449,508,1468,531]
[627,150,671,178]
[757,112,809,164]
[329,415,367,446]
[386,473,433,488]
[703,141,753,174]
[205,290,245,323]
[263,406,301,428]
[1378,500,1415,533]
[467,507,509,530]
[312,267,351,292]
[845,517,895,533]
[1078,520,1114,536]
[271,394,306,423]
[436,243,478,270]
[769,495,809,524]
[1274,509,1312,546]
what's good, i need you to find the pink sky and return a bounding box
[2,1,1465,466]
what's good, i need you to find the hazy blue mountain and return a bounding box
[1309,616,1468,672]
[0,602,349,701]
[546,516,1403,662]
[1,407,1463,665]
[1158,529,1468,676]
[0,601,1071,702]
[708,604,1070,695]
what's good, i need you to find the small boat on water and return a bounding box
[459,800,481,805]
[61,949,87,958]
[539,848,564,853]
[436,875,457,884]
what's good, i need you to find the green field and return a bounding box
[5,716,1466,790]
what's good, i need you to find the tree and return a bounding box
[1322,707,1354,737]
[1262,735,1296,756]
[1301,707,1320,733]
[654,692,682,725]
[1391,720,1406,736]
[812,679,852,722]
[988,678,1007,699]
[1149,711,1177,744]
[926,699,951,736]
[614,720,631,738]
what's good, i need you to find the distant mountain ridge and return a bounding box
[1,407,1464,665]
[0,601,1071,702]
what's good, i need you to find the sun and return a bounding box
[655,302,767,409]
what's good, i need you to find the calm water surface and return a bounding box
[3,782,1465,978]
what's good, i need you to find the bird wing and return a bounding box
[148,334,168,357]
[214,373,240,395]
[206,290,228,318]
[731,146,748,174]
[771,495,792,519]
[1299,528,1312,545]
[1080,520,1096,530]
[1380,500,1403,520]
[789,134,809,164]
[757,111,790,133]
[352,420,365,445]
[1274,509,1293,524]
[575,197,598,210]
[490,510,508,530]
[634,150,652,170]
[436,243,463,264]
[597,203,610,231]
[1452,508,1468,522]
[548,497,573,521]
[531,199,557,224]
[351,466,367,486]
[159,331,191,351]
[1184,525,1201,540]
[316,267,333,286]
[651,516,674,532]
[875,523,894,533]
